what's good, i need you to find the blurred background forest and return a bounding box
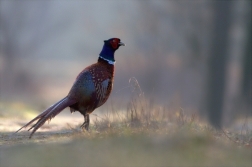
[0,0,251,128]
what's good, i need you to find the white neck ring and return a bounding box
[99,56,115,65]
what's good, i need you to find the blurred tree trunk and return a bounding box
[206,1,233,128]
[220,0,252,125]
[242,11,252,114]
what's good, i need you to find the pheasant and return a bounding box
[15,38,125,138]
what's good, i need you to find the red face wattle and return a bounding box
[110,38,120,49]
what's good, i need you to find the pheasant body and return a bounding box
[69,58,114,115]
[15,38,124,138]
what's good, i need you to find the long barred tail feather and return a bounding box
[15,98,66,133]
[15,97,76,138]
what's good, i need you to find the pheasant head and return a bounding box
[99,38,125,64]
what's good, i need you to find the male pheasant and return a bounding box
[15,38,125,138]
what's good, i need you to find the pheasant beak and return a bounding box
[119,42,125,46]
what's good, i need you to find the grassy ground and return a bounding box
[1,129,251,167]
[0,102,251,167]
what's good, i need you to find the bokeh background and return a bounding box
[0,1,251,128]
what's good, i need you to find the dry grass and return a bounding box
[0,78,251,167]
[0,121,251,167]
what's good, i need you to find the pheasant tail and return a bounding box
[15,97,76,138]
